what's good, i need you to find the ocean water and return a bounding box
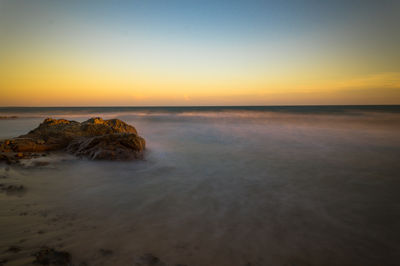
[0,106,400,266]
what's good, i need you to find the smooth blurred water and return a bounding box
[0,106,400,266]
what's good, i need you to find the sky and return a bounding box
[0,0,399,106]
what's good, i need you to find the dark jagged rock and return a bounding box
[67,133,145,160]
[0,117,145,162]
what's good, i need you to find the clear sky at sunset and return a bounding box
[1,0,399,106]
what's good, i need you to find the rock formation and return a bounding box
[0,117,145,162]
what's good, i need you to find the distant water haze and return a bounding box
[0,106,399,265]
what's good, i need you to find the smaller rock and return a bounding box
[135,254,166,266]
[33,161,50,167]
[0,184,25,195]
[33,247,71,265]
[99,249,113,256]
[7,246,22,253]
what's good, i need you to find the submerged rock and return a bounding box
[135,254,166,266]
[99,248,113,256]
[33,247,71,265]
[0,184,26,195]
[0,117,145,162]
[6,246,22,253]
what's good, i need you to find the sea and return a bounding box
[0,106,399,266]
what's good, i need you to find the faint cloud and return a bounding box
[335,72,400,90]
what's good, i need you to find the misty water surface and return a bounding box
[0,107,399,266]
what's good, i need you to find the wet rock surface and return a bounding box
[0,117,145,163]
[0,152,44,165]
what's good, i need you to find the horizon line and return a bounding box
[0,104,400,108]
